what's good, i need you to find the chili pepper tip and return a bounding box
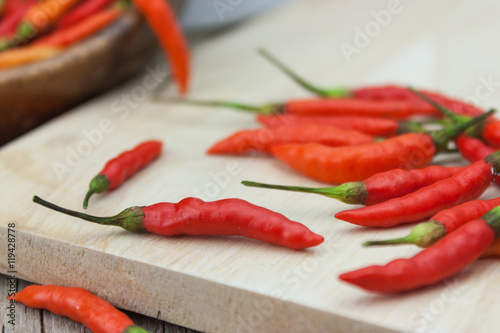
[123,325,151,333]
[83,174,110,209]
[363,221,446,247]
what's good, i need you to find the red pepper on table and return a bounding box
[267,110,490,184]
[339,205,500,293]
[208,125,375,155]
[258,49,484,118]
[163,97,439,120]
[0,0,34,49]
[57,0,117,29]
[83,140,163,209]
[9,285,149,333]
[242,165,462,205]
[256,114,426,137]
[34,8,123,47]
[132,0,190,95]
[364,197,500,247]
[335,157,497,228]
[34,196,324,250]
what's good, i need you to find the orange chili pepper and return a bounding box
[34,8,123,47]
[0,45,60,70]
[133,0,190,94]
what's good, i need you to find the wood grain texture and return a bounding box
[1,0,500,332]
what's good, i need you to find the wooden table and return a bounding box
[2,0,500,332]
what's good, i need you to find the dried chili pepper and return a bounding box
[163,97,439,120]
[335,157,497,228]
[34,7,123,47]
[9,285,149,333]
[258,49,484,118]
[0,45,60,70]
[256,114,428,137]
[339,205,500,293]
[242,165,462,205]
[208,125,375,155]
[133,0,190,94]
[83,140,162,209]
[364,197,500,247]
[58,0,116,28]
[33,196,324,250]
[268,110,490,184]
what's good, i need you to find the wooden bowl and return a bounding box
[0,8,166,145]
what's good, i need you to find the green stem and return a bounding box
[409,87,464,121]
[152,96,283,115]
[124,325,150,333]
[363,221,446,248]
[83,174,110,209]
[241,180,368,205]
[258,48,351,98]
[483,206,500,237]
[33,196,145,232]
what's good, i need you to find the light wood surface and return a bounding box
[2,0,500,332]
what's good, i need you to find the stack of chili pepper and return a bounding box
[0,0,190,94]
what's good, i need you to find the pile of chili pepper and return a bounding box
[0,0,190,94]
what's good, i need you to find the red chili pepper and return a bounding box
[132,0,190,95]
[34,8,123,47]
[335,159,496,227]
[33,196,324,250]
[57,0,116,28]
[455,134,496,163]
[256,114,424,137]
[339,215,498,293]
[164,97,438,120]
[267,111,489,184]
[9,285,149,333]
[83,140,163,209]
[242,165,462,205]
[364,197,500,247]
[481,238,500,258]
[208,125,375,155]
[0,1,33,36]
[258,49,484,118]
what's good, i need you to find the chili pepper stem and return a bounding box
[83,174,110,209]
[241,180,368,205]
[363,221,447,247]
[124,325,150,333]
[153,96,283,115]
[258,48,351,98]
[33,196,145,232]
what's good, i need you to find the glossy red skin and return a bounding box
[0,1,33,36]
[208,125,374,155]
[270,133,436,184]
[432,197,500,234]
[57,0,116,28]
[142,198,324,250]
[455,135,495,163]
[336,160,495,227]
[133,0,189,94]
[35,8,122,47]
[256,114,398,137]
[100,140,162,190]
[9,285,134,333]
[353,85,484,117]
[339,219,495,293]
[364,166,463,205]
[483,121,500,149]
[284,99,439,119]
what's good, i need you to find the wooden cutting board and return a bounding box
[2,0,500,332]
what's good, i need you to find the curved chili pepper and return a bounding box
[133,0,190,94]
[208,125,375,155]
[0,45,61,70]
[256,114,428,137]
[268,111,489,184]
[335,159,496,227]
[364,197,500,247]
[33,196,324,250]
[456,134,496,163]
[242,165,462,205]
[34,8,123,47]
[258,49,484,118]
[83,140,162,209]
[339,215,498,293]
[58,0,117,28]
[9,285,149,333]
[162,97,438,120]
[16,0,80,40]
